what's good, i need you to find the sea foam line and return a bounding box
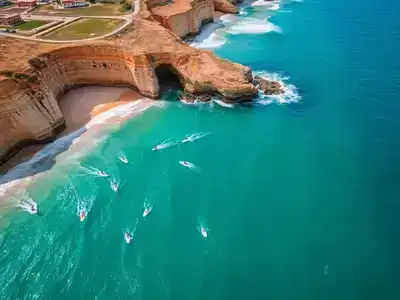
[0,100,161,201]
[191,1,282,49]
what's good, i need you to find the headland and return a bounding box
[0,0,281,170]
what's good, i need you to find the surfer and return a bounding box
[181,134,193,143]
[200,226,208,238]
[30,204,37,214]
[181,132,210,144]
[79,210,86,222]
[118,153,128,164]
[110,181,118,192]
[179,161,197,171]
[97,170,109,177]
[124,232,132,244]
[143,206,152,217]
[152,139,177,151]
[152,144,162,151]
[179,161,191,167]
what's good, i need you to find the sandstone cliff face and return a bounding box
[0,19,256,164]
[212,0,238,14]
[0,77,64,164]
[150,0,215,37]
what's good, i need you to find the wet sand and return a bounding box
[59,86,144,134]
[0,87,147,175]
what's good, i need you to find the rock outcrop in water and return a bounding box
[253,75,284,95]
[0,18,257,164]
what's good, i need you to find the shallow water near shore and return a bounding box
[1,0,400,299]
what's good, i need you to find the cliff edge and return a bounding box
[0,18,257,165]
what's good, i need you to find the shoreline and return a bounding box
[0,0,276,177]
[0,87,151,177]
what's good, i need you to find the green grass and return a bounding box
[32,4,124,16]
[14,20,49,30]
[0,20,49,31]
[42,18,124,40]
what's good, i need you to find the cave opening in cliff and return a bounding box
[155,64,183,93]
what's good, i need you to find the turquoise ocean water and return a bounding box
[1,0,400,298]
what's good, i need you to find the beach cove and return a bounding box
[1,0,400,299]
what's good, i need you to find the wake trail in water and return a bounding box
[79,163,109,177]
[142,198,153,218]
[124,218,139,244]
[152,138,179,151]
[17,195,38,215]
[117,152,129,164]
[76,194,96,222]
[197,224,209,238]
[181,132,212,144]
[108,177,120,192]
[179,161,198,172]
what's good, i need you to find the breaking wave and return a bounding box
[251,0,280,10]
[224,17,282,34]
[191,3,282,49]
[0,100,161,202]
[254,71,301,105]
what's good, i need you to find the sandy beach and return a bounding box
[59,86,144,134]
[0,87,148,175]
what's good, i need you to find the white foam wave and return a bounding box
[213,99,236,108]
[225,18,282,34]
[190,21,227,49]
[180,98,216,108]
[251,0,280,10]
[254,71,301,105]
[191,33,226,49]
[191,2,283,49]
[0,100,160,200]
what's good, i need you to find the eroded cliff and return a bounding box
[0,18,257,164]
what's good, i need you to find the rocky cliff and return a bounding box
[147,0,240,37]
[0,18,257,164]
[213,0,238,14]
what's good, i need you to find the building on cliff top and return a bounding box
[17,0,37,7]
[60,0,88,8]
[0,13,22,26]
[150,0,215,37]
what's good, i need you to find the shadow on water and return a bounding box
[0,127,87,188]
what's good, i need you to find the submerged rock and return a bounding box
[253,75,284,95]
[178,92,212,103]
[197,94,212,102]
[178,91,197,103]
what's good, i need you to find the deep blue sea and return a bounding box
[1,0,400,299]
